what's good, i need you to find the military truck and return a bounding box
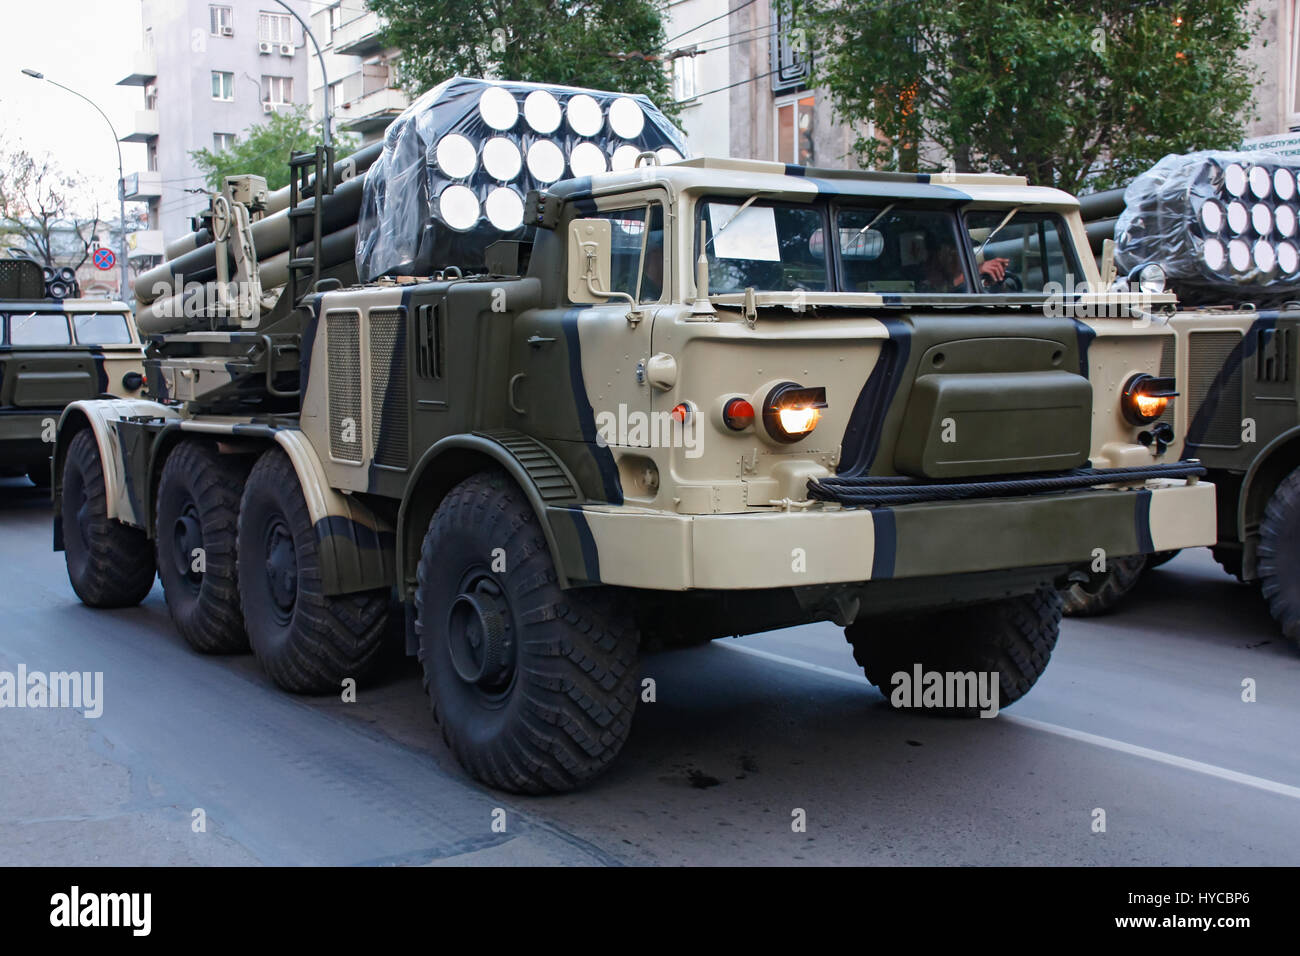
[1060,153,1300,647]
[50,82,1216,793]
[0,258,144,487]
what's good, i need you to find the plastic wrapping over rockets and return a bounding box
[356,76,689,281]
[1115,150,1300,305]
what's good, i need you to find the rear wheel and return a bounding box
[416,470,639,793]
[1060,554,1146,617]
[846,586,1061,716]
[155,440,249,653]
[1257,467,1300,648]
[61,428,155,608]
[236,449,389,693]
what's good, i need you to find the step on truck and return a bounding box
[0,258,145,487]
[51,79,1217,793]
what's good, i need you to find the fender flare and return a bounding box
[1238,423,1300,539]
[395,430,587,597]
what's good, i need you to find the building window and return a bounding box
[210,4,233,36]
[1291,0,1300,127]
[770,1,811,93]
[775,95,815,165]
[263,75,294,106]
[147,143,158,172]
[211,71,234,101]
[329,3,344,37]
[259,11,293,44]
[672,54,698,103]
[213,132,237,151]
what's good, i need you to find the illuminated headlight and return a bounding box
[762,383,828,443]
[1122,374,1177,426]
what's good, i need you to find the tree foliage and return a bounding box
[190,107,356,192]
[368,0,678,117]
[0,145,100,269]
[801,0,1260,191]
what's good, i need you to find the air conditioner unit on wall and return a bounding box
[262,102,273,113]
[258,41,272,53]
[220,26,232,37]
[280,43,293,56]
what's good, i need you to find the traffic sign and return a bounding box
[92,248,115,270]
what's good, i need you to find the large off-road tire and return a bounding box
[846,585,1062,716]
[155,440,249,653]
[236,449,389,693]
[416,470,639,794]
[1257,467,1300,648]
[1060,554,1147,617]
[61,428,156,608]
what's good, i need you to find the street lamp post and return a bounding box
[270,0,332,146]
[21,68,131,301]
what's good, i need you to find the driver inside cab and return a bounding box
[918,231,1011,292]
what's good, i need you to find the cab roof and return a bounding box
[550,155,1080,209]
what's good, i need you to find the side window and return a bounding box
[574,204,666,304]
[8,313,71,346]
[963,211,1077,293]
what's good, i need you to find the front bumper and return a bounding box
[549,477,1217,590]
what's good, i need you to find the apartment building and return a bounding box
[1244,0,1300,157]
[117,0,311,256]
[307,1,409,146]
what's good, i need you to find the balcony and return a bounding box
[126,229,164,259]
[337,86,408,135]
[120,109,159,144]
[333,10,384,56]
[121,171,162,201]
[116,49,157,87]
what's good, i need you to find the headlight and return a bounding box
[1122,373,1177,425]
[122,371,144,391]
[762,382,827,443]
[1131,262,1166,295]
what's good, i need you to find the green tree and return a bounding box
[190,107,356,192]
[801,0,1260,191]
[0,145,100,269]
[368,0,678,117]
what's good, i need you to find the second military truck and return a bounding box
[51,82,1216,793]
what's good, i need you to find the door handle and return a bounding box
[508,372,526,414]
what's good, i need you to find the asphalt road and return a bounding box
[1,474,1297,866]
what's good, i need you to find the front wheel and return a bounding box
[61,429,156,608]
[236,449,390,693]
[1257,467,1300,649]
[845,585,1061,716]
[1060,554,1147,617]
[416,470,639,794]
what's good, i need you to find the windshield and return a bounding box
[5,312,71,346]
[694,196,1079,296]
[72,313,133,345]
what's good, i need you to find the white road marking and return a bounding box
[717,641,1300,802]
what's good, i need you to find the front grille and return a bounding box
[327,310,362,462]
[368,308,408,469]
[1187,331,1242,447]
[1157,337,1175,428]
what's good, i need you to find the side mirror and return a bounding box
[568,218,613,303]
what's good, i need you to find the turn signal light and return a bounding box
[723,397,755,431]
[762,382,828,443]
[1122,373,1177,425]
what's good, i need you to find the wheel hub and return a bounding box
[172,503,204,586]
[264,519,298,620]
[447,578,514,690]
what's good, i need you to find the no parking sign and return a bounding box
[92,247,115,270]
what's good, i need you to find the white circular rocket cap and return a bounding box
[434,134,477,178]
[1253,240,1277,272]
[566,94,603,136]
[522,89,562,134]
[1199,200,1223,233]
[485,187,524,231]
[1249,165,1273,200]
[1275,167,1297,202]
[1228,238,1252,271]
[569,141,607,177]
[1203,237,1226,271]
[1276,204,1297,237]
[1252,202,1274,236]
[526,140,565,183]
[656,147,683,164]
[611,144,642,171]
[481,137,522,180]
[1223,162,1248,197]
[1227,201,1249,234]
[478,86,519,131]
[438,184,480,231]
[1278,241,1300,273]
[608,97,645,139]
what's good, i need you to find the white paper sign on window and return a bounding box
[708,203,781,261]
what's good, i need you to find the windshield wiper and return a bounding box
[977,206,1022,258]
